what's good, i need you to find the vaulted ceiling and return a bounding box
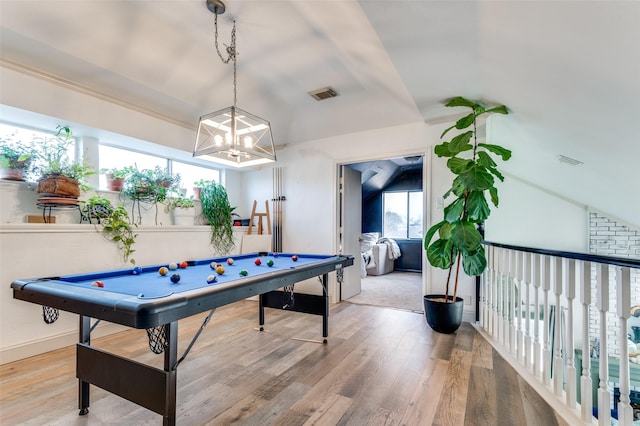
[1,0,639,227]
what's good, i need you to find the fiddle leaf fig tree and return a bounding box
[424,96,511,302]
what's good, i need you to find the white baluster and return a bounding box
[597,264,610,426]
[499,248,506,344]
[542,255,552,385]
[491,246,498,337]
[579,260,593,422]
[516,250,524,360]
[616,266,632,426]
[510,249,518,355]
[564,258,576,408]
[524,251,533,368]
[552,257,563,396]
[533,253,542,376]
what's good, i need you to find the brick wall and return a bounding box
[588,212,640,357]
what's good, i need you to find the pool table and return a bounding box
[11,252,354,426]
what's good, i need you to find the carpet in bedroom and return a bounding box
[346,271,423,312]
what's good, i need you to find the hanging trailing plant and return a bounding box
[82,195,138,265]
[199,181,235,254]
[424,96,512,304]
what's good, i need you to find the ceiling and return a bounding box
[1,0,639,227]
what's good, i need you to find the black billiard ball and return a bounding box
[170,273,180,284]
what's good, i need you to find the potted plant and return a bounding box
[82,195,137,264]
[33,126,94,198]
[101,166,131,192]
[164,193,196,226]
[0,140,36,181]
[423,97,511,334]
[199,180,235,254]
[193,179,209,200]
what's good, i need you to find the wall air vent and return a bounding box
[557,154,583,166]
[308,87,339,101]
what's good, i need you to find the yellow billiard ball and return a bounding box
[159,267,169,276]
[216,265,225,275]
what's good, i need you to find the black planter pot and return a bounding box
[423,294,464,334]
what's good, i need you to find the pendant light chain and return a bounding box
[214,13,238,108]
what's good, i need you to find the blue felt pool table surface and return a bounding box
[59,253,326,298]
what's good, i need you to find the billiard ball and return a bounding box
[267,259,274,267]
[170,273,180,284]
[158,266,169,276]
[210,261,218,269]
[206,275,217,284]
[91,281,104,288]
[179,261,188,269]
[292,255,299,262]
[169,262,178,270]
[226,258,234,265]
[239,270,248,276]
[273,253,279,258]
[254,258,262,266]
[132,266,142,275]
[216,265,225,275]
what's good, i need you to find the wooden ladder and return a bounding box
[248,200,271,235]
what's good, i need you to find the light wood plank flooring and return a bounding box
[0,301,567,425]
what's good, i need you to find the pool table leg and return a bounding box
[322,273,328,344]
[163,321,178,426]
[259,294,265,331]
[78,315,91,416]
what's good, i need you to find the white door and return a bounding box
[339,165,362,300]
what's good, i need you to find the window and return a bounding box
[171,161,219,197]
[382,191,423,239]
[98,145,220,196]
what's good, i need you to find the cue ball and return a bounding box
[239,270,248,277]
[226,258,234,265]
[169,262,178,270]
[206,275,217,284]
[216,265,225,275]
[170,273,180,283]
[179,261,188,269]
[292,255,299,262]
[267,259,274,267]
[158,266,168,276]
[254,258,261,266]
[132,266,142,275]
[210,261,218,269]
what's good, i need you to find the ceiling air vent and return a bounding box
[557,154,583,166]
[308,87,339,101]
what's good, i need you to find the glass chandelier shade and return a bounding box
[194,106,276,168]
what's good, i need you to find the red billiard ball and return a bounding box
[179,261,188,269]
[226,258,234,265]
[92,281,104,288]
[254,258,262,266]
[292,255,299,262]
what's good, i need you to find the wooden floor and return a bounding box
[0,301,568,425]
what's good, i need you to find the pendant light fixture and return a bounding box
[193,0,276,168]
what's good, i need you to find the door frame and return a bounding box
[335,150,430,302]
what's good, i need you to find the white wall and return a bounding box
[485,175,589,253]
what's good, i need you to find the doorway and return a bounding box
[337,155,426,312]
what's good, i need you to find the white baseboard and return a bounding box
[0,322,126,365]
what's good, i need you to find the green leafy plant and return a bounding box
[423,96,511,303]
[164,194,195,211]
[82,195,137,264]
[32,126,95,190]
[199,181,235,254]
[100,166,132,180]
[0,142,36,170]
